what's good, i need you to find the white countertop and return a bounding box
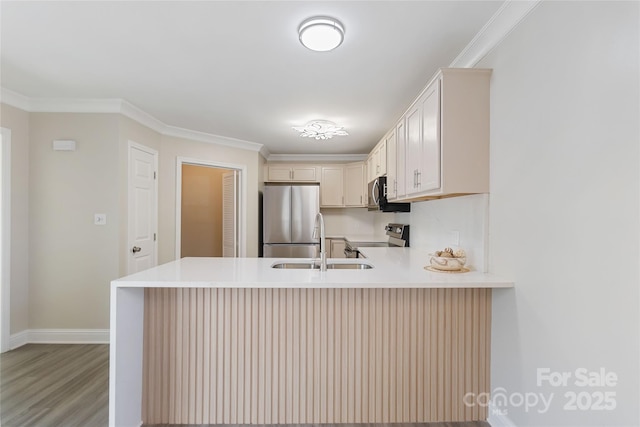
[113,248,513,289]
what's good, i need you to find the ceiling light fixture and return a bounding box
[298,16,345,52]
[292,120,349,140]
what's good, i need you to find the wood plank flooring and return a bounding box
[0,344,490,427]
[0,344,109,427]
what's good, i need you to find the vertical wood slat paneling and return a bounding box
[142,288,491,425]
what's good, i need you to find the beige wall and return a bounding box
[158,135,261,262]
[0,104,30,334]
[180,164,225,257]
[2,107,261,331]
[29,113,120,329]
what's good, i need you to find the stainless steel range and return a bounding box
[343,223,410,258]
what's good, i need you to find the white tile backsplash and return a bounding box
[409,194,489,272]
[320,208,407,238]
[320,197,487,271]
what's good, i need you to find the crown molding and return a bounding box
[450,0,541,68]
[267,153,367,162]
[0,88,30,111]
[259,145,271,160]
[29,97,122,113]
[0,89,264,153]
[119,100,167,134]
[163,124,263,152]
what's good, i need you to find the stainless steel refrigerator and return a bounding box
[263,183,320,258]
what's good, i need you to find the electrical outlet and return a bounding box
[94,214,107,225]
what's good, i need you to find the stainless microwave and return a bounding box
[367,176,410,212]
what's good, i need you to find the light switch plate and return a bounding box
[94,213,107,225]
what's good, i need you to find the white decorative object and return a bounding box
[292,120,348,140]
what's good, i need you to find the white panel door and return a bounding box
[128,144,157,274]
[222,171,237,257]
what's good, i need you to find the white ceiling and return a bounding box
[0,1,502,155]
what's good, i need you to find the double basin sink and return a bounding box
[271,259,373,270]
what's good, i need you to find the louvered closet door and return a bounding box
[222,171,237,257]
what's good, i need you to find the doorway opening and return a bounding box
[1,127,11,353]
[175,158,246,259]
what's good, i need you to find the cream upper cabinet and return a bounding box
[344,162,366,207]
[405,80,441,197]
[385,129,397,200]
[265,164,318,182]
[320,166,345,207]
[367,139,387,180]
[395,119,407,200]
[366,154,375,183]
[402,68,491,200]
[377,140,387,177]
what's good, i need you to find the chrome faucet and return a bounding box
[312,212,327,271]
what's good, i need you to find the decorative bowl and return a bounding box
[429,254,467,271]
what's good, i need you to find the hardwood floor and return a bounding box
[0,344,109,427]
[0,344,490,427]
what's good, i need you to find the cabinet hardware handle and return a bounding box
[417,171,422,187]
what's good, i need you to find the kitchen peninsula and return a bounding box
[109,249,512,427]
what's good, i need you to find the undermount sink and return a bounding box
[271,260,373,270]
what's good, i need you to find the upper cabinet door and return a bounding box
[268,166,294,181]
[395,119,407,199]
[344,163,365,206]
[378,139,387,177]
[320,166,345,207]
[292,167,317,181]
[385,130,397,200]
[419,78,441,192]
[266,165,319,182]
[405,100,422,196]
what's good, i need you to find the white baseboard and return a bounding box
[9,329,109,349]
[8,330,29,350]
[488,403,518,427]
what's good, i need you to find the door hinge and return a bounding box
[154,171,157,180]
[154,233,157,242]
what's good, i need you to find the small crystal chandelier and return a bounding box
[292,120,349,140]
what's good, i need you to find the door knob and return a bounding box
[132,246,142,254]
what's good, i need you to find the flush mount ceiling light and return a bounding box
[292,120,349,140]
[298,16,345,52]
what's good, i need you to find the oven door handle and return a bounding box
[344,247,358,258]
